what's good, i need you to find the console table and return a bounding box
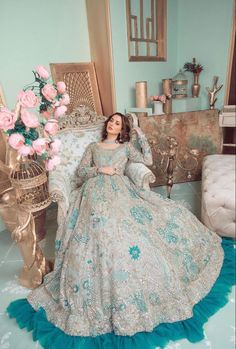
[138,109,223,187]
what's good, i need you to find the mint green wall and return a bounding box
[109,0,179,113]
[176,0,233,109]
[0,0,90,110]
[110,0,233,113]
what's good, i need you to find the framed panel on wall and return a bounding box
[126,0,167,61]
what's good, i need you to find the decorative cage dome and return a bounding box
[10,159,51,212]
[172,69,188,99]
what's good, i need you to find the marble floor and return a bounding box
[0,181,235,349]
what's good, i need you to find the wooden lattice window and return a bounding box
[126,0,167,61]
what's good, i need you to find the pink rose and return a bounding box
[17,90,38,108]
[8,133,25,150]
[42,84,57,101]
[159,95,166,103]
[52,100,60,108]
[60,94,70,106]
[54,105,67,118]
[49,139,61,155]
[150,94,166,103]
[18,144,34,157]
[21,109,40,128]
[45,156,61,171]
[32,138,48,155]
[44,119,59,135]
[0,107,16,131]
[41,110,51,119]
[56,81,66,94]
[36,65,50,80]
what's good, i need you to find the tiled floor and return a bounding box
[0,181,235,349]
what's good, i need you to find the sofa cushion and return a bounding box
[201,154,235,238]
[52,124,104,190]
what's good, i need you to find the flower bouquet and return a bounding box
[183,58,204,74]
[150,94,170,104]
[183,58,204,97]
[0,65,70,170]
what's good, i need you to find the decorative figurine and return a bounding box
[206,76,223,109]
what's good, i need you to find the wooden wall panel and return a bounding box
[86,0,116,116]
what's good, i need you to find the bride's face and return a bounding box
[106,114,122,136]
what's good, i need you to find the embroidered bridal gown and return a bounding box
[7,133,235,349]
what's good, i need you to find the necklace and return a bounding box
[103,139,118,144]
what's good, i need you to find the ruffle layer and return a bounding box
[6,238,235,349]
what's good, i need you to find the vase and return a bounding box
[192,73,200,98]
[135,81,147,108]
[153,101,164,115]
[162,79,172,114]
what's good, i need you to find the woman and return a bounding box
[7,113,235,349]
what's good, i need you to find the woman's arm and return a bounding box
[77,143,98,181]
[127,128,153,166]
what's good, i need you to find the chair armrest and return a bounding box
[125,162,156,190]
[48,172,73,223]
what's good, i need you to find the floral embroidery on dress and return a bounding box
[183,251,200,275]
[73,285,80,293]
[149,292,160,306]
[158,223,179,244]
[68,208,79,229]
[129,291,147,313]
[157,208,182,243]
[112,270,130,282]
[55,239,61,251]
[130,206,153,224]
[129,245,141,260]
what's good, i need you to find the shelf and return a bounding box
[223,143,236,147]
[172,97,202,113]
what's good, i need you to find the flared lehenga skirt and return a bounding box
[6,175,236,349]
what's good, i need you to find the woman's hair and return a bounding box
[101,112,130,143]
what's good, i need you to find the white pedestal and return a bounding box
[153,101,164,115]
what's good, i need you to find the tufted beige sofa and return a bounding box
[48,107,155,226]
[201,154,235,238]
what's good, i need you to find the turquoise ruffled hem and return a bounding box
[6,238,236,349]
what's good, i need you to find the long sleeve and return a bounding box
[127,132,153,166]
[77,143,97,183]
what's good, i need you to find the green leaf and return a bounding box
[25,138,33,145]
[40,152,48,160]
[28,129,39,140]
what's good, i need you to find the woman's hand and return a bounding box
[98,166,117,175]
